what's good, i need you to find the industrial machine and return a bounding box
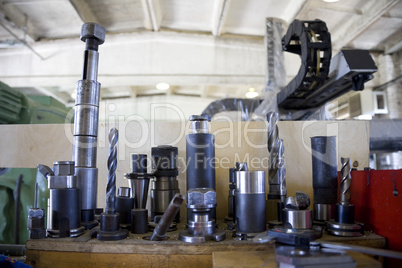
[0,81,72,244]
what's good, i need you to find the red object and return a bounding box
[340,169,402,266]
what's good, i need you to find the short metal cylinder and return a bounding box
[118,187,131,198]
[335,204,355,224]
[235,171,265,194]
[73,136,97,168]
[283,209,312,230]
[48,188,81,237]
[131,209,148,234]
[100,213,120,232]
[235,171,266,234]
[75,80,100,106]
[73,105,99,136]
[116,195,134,226]
[314,203,334,221]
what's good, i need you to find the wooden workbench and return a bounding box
[26,226,386,268]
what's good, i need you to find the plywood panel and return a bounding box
[0,121,369,220]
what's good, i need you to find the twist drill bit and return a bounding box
[267,112,281,199]
[106,127,118,214]
[340,157,351,205]
[277,139,287,202]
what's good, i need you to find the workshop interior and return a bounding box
[0,0,401,267]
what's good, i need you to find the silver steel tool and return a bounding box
[150,193,184,241]
[73,22,105,229]
[179,188,226,243]
[38,161,84,238]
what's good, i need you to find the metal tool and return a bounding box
[131,209,148,234]
[73,23,105,230]
[283,192,313,230]
[235,169,266,238]
[150,145,180,223]
[327,157,363,237]
[311,136,337,223]
[275,245,356,268]
[96,128,128,241]
[268,191,322,246]
[319,241,402,260]
[267,112,287,224]
[179,188,226,243]
[37,161,84,238]
[225,162,248,228]
[27,183,46,239]
[150,193,184,241]
[116,187,134,229]
[186,115,216,220]
[125,154,152,209]
[13,174,23,244]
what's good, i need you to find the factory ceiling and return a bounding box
[0,0,401,104]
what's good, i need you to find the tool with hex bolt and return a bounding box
[27,183,46,239]
[327,157,363,237]
[37,161,84,238]
[186,115,216,221]
[179,188,226,243]
[73,22,105,230]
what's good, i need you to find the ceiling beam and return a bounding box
[331,0,399,50]
[211,0,231,36]
[141,0,162,31]
[69,0,99,24]
[307,1,362,15]
[0,2,38,41]
[384,29,402,54]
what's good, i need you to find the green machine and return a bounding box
[0,81,73,244]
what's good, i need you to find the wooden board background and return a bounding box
[0,121,369,220]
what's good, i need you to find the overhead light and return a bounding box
[322,0,339,2]
[245,87,259,99]
[156,83,170,90]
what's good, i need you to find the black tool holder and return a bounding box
[150,145,180,223]
[37,161,84,238]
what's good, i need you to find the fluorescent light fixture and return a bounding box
[323,0,339,2]
[156,83,170,90]
[245,87,259,99]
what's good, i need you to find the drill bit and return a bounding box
[267,112,279,182]
[106,127,118,214]
[340,157,351,205]
[267,112,280,198]
[277,139,287,202]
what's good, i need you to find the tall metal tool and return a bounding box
[311,136,337,223]
[186,115,216,220]
[267,112,286,223]
[73,23,105,229]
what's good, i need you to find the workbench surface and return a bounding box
[26,226,386,267]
